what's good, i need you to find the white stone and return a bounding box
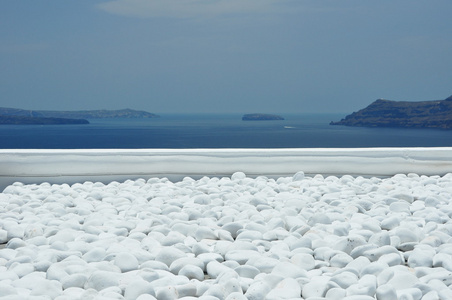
[362,245,400,262]
[82,247,106,263]
[6,238,26,249]
[407,248,434,268]
[360,261,389,277]
[333,235,367,255]
[225,292,248,300]
[330,252,353,268]
[394,227,420,244]
[266,277,301,299]
[302,276,329,298]
[85,271,120,291]
[376,284,397,300]
[245,274,283,300]
[195,226,218,241]
[325,287,346,299]
[386,271,420,291]
[176,283,198,298]
[114,252,139,272]
[136,295,158,300]
[61,274,88,289]
[245,256,279,273]
[169,257,204,275]
[290,253,315,271]
[380,216,400,230]
[235,230,263,241]
[155,286,178,300]
[0,229,8,243]
[0,282,18,297]
[378,253,404,266]
[368,231,391,247]
[234,265,260,279]
[206,261,232,279]
[179,265,205,281]
[197,252,224,267]
[155,247,186,267]
[330,271,358,289]
[10,262,34,278]
[231,172,246,180]
[396,288,422,300]
[245,280,271,300]
[422,291,440,300]
[29,278,63,299]
[292,171,305,181]
[124,279,155,300]
[224,250,260,265]
[271,261,307,279]
[344,256,371,275]
[222,223,244,239]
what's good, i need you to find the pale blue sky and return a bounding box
[1,1,451,114]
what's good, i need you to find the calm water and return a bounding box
[1,114,452,149]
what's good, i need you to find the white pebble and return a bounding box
[266,277,301,299]
[376,284,397,300]
[231,172,246,181]
[155,247,186,267]
[85,271,120,291]
[114,252,139,272]
[179,264,205,281]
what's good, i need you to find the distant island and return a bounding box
[0,115,89,125]
[330,95,452,129]
[242,113,284,121]
[0,107,159,125]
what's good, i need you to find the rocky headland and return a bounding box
[330,95,452,129]
[242,113,284,121]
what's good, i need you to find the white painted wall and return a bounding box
[1,148,452,189]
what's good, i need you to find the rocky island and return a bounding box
[242,113,284,121]
[330,95,452,129]
[0,107,159,125]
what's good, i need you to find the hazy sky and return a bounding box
[1,1,451,114]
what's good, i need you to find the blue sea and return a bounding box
[1,114,452,149]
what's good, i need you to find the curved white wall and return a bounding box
[1,148,452,189]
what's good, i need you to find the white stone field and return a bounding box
[1,171,452,300]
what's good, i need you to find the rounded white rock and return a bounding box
[155,247,187,267]
[301,276,330,298]
[376,284,397,300]
[290,253,315,271]
[231,172,246,181]
[292,171,305,181]
[407,248,434,268]
[224,250,260,265]
[179,265,205,281]
[85,271,120,291]
[225,292,247,300]
[266,277,301,299]
[114,252,139,272]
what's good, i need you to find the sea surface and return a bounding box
[1,114,452,149]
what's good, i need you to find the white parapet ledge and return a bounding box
[1,147,452,188]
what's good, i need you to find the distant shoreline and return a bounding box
[0,107,159,125]
[0,115,89,125]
